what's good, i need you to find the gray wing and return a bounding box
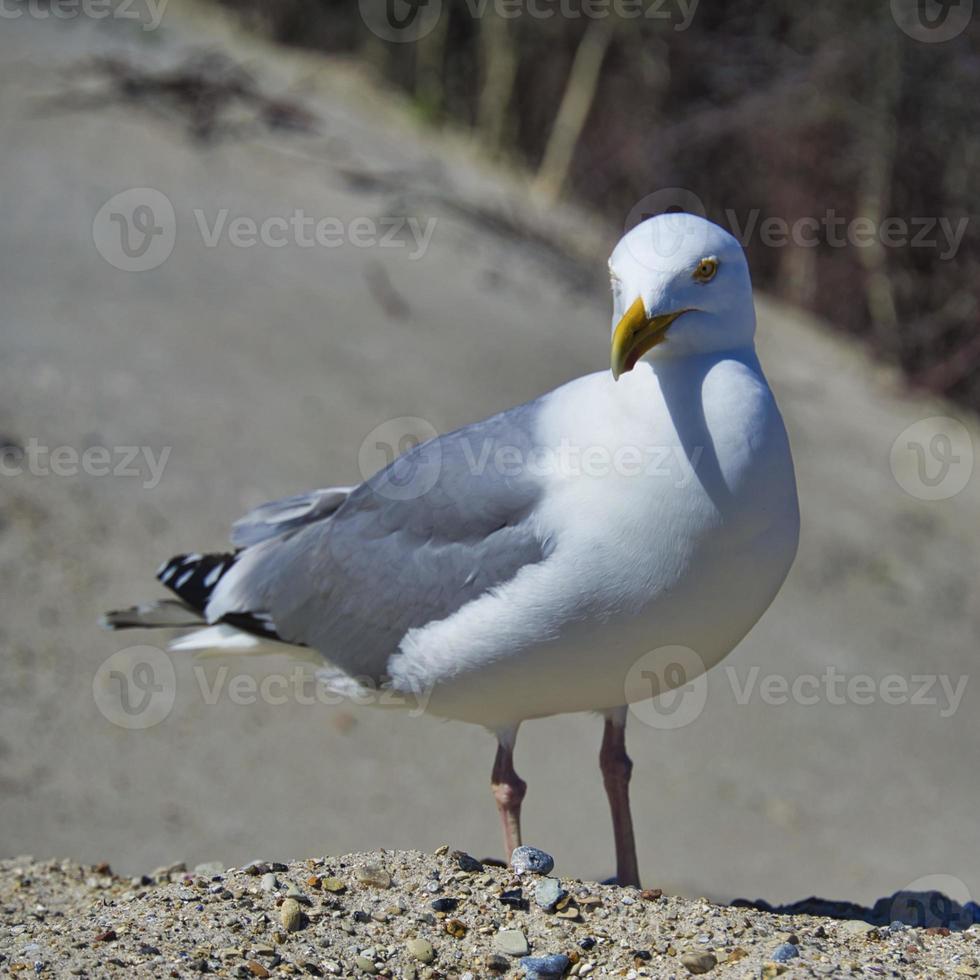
[208,400,550,681]
[230,487,353,547]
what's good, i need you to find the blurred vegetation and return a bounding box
[216,0,978,407]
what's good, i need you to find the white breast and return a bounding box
[390,350,800,728]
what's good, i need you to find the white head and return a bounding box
[608,213,755,379]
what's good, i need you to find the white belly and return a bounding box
[389,352,800,729]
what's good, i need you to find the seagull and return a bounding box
[104,212,799,887]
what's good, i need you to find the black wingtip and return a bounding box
[157,552,237,612]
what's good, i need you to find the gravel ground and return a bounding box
[3,849,980,979]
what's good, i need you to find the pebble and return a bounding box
[680,950,718,974]
[772,942,799,962]
[321,877,346,893]
[259,873,278,892]
[520,953,570,978]
[495,929,531,956]
[452,850,484,873]
[406,938,435,963]
[534,877,564,911]
[500,888,527,909]
[285,884,309,903]
[355,865,391,889]
[279,897,304,932]
[841,920,877,935]
[511,847,555,876]
[354,954,377,973]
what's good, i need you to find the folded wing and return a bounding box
[207,401,551,681]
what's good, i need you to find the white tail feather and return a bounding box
[169,624,317,661]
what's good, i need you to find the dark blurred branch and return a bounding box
[855,31,901,349]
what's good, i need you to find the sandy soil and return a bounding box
[4,848,980,979]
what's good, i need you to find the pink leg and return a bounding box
[491,730,526,859]
[600,707,640,887]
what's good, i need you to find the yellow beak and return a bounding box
[610,297,687,380]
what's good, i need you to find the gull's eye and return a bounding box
[692,257,719,283]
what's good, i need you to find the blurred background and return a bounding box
[0,0,978,907]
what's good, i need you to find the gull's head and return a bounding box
[609,213,754,380]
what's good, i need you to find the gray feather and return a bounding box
[101,599,204,630]
[231,487,352,547]
[209,400,550,680]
